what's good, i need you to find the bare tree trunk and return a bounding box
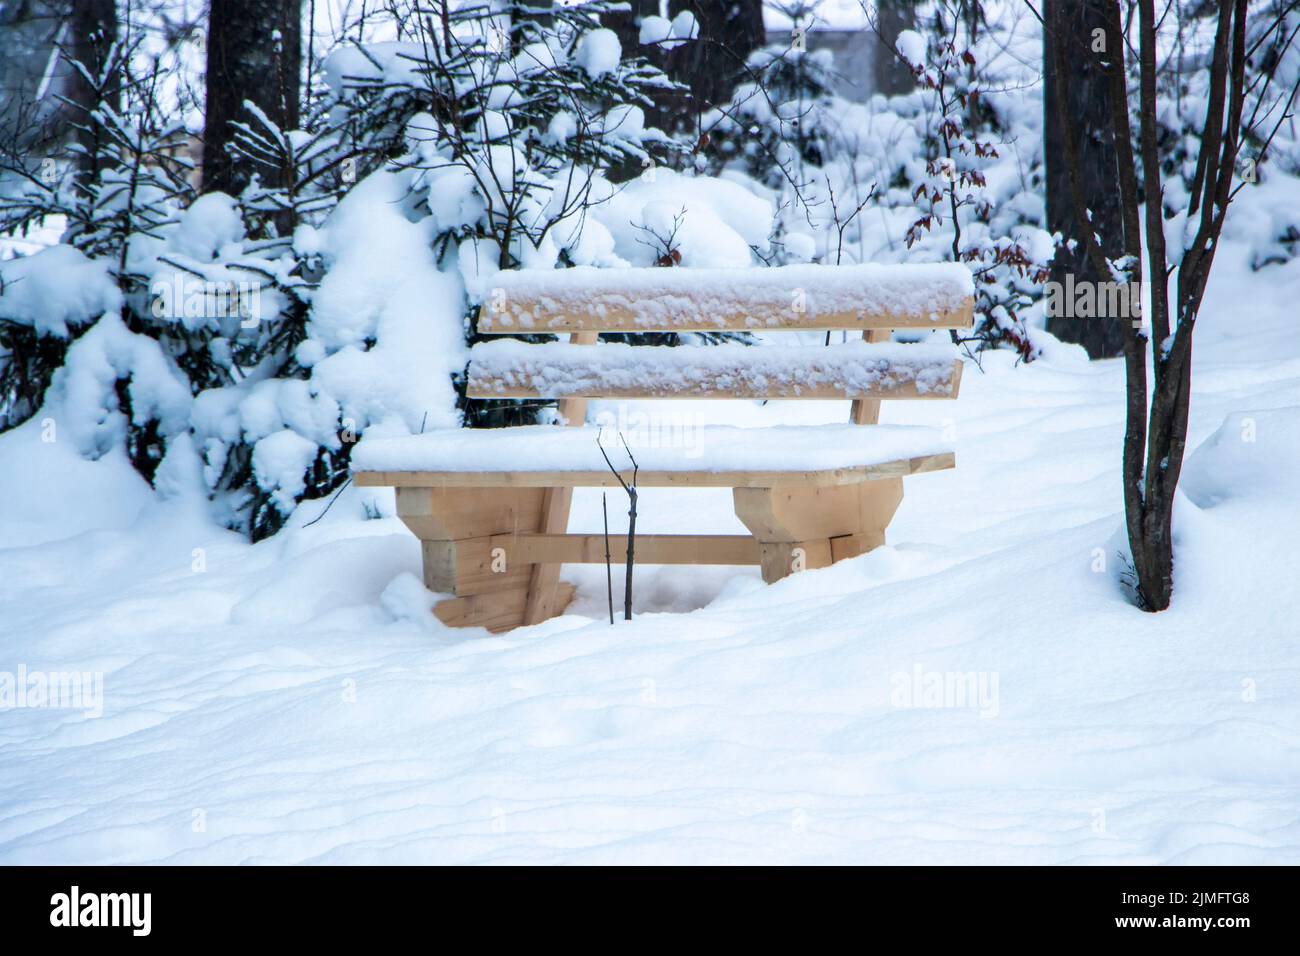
[1043,0,1125,358]
[603,492,614,625]
[606,0,658,57]
[623,486,637,621]
[664,0,766,129]
[202,0,303,196]
[873,0,918,95]
[69,0,119,184]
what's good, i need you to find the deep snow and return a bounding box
[1,240,1298,864]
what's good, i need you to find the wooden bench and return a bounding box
[352,263,973,632]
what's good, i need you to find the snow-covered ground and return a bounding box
[2,234,1298,864]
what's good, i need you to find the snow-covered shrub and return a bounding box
[0,33,196,448]
[701,2,1051,355]
[0,246,123,430]
[317,1,696,429]
[1137,0,1300,271]
[172,103,354,538]
[4,2,775,541]
[892,11,1052,359]
[706,2,841,187]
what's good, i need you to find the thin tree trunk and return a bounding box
[603,492,614,625]
[69,0,119,184]
[663,0,766,130]
[623,487,637,621]
[873,0,918,96]
[202,0,303,196]
[1053,0,1259,611]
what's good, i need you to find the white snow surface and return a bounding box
[639,13,698,51]
[2,239,1300,864]
[467,339,962,398]
[352,423,950,475]
[574,28,621,80]
[0,245,122,338]
[472,262,974,331]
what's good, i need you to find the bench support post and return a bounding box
[733,478,904,584]
[395,486,573,632]
[521,331,599,626]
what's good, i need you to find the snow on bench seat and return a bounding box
[352,424,954,488]
[473,263,974,333]
[466,339,964,400]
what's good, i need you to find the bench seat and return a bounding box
[351,424,954,488]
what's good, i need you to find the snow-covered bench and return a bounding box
[352,263,973,632]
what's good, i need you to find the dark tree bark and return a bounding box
[202,0,302,196]
[606,0,659,60]
[872,0,918,96]
[664,0,766,129]
[69,0,119,183]
[1043,0,1125,358]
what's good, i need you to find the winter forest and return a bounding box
[0,0,1298,868]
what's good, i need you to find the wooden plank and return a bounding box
[732,479,904,584]
[467,361,963,401]
[522,331,597,626]
[495,533,761,566]
[829,531,886,562]
[755,539,835,583]
[420,536,534,595]
[856,476,905,532]
[478,264,975,333]
[434,583,576,634]
[354,451,956,489]
[480,299,974,333]
[733,484,865,542]
[395,486,545,540]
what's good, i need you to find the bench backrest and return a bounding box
[469,263,973,425]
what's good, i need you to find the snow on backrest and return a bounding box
[465,339,965,401]
[472,263,974,333]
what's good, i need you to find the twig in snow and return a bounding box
[302,477,352,528]
[602,492,614,625]
[596,429,639,621]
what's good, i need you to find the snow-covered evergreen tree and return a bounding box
[4,0,711,539]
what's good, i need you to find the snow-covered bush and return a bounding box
[891,11,1052,359]
[1139,0,1300,271]
[0,32,196,446]
[706,1,841,188]
[700,2,1052,355]
[2,2,778,540]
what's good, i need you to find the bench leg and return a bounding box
[395,487,573,632]
[521,486,575,626]
[732,478,904,584]
[515,331,598,628]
